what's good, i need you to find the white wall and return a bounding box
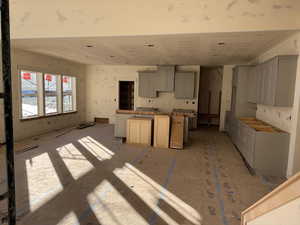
[219,65,234,131]
[248,197,300,225]
[0,49,86,141]
[85,65,200,124]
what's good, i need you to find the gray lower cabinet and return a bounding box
[258,55,298,106]
[138,71,158,98]
[225,113,289,177]
[174,71,195,99]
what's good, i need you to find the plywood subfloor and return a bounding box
[0,124,284,225]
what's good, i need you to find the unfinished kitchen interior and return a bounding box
[1,1,300,225]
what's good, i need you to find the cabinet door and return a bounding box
[157,66,175,92]
[259,62,268,104]
[138,71,157,98]
[174,72,195,99]
[245,127,256,167]
[275,55,298,106]
[264,57,278,105]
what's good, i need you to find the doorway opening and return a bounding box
[119,81,134,110]
[198,66,223,126]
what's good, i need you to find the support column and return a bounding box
[219,65,234,131]
[287,53,300,177]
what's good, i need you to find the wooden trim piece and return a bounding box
[241,172,300,224]
[94,117,109,124]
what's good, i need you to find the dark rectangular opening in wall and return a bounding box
[119,81,134,110]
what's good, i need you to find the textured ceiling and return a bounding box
[13,31,297,65]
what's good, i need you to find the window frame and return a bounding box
[19,70,42,119]
[19,69,77,121]
[43,73,60,116]
[62,75,76,113]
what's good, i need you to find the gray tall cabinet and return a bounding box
[231,66,256,117]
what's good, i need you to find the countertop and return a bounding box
[239,117,284,133]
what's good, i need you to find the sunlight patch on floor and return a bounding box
[57,143,94,180]
[57,211,79,225]
[25,153,63,212]
[87,180,149,225]
[113,163,202,225]
[78,136,114,161]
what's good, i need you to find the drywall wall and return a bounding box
[85,65,200,124]
[247,197,300,225]
[11,0,300,39]
[250,32,300,133]
[0,49,86,141]
[219,65,234,131]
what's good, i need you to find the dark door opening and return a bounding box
[119,81,134,110]
[198,66,223,126]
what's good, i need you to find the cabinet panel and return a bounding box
[170,115,184,149]
[154,115,170,148]
[127,118,152,146]
[174,72,195,99]
[138,71,157,98]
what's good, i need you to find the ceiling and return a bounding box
[12,31,297,65]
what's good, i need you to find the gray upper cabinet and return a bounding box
[138,71,157,98]
[258,55,298,106]
[174,71,195,99]
[157,66,175,92]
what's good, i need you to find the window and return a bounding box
[20,70,77,119]
[44,74,58,114]
[119,81,134,110]
[20,71,39,118]
[62,76,76,112]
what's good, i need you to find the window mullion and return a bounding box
[72,77,77,111]
[57,75,62,113]
[38,72,45,116]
